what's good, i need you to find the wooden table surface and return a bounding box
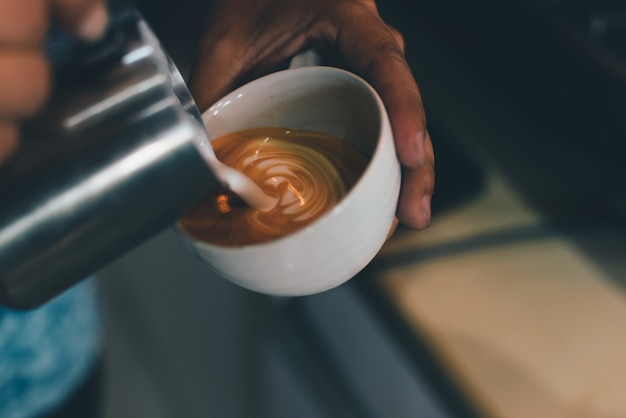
[372,167,626,418]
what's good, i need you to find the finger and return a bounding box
[190,36,255,111]
[52,0,108,40]
[332,11,427,169]
[0,122,19,165]
[190,21,306,110]
[237,35,305,83]
[189,0,264,110]
[0,0,47,47]
[0,51,50,117]
[397,130,435,229]
[191,39,303,111]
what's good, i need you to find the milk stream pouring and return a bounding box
[0,12,219,308]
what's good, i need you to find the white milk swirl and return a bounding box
[180,127,369,246]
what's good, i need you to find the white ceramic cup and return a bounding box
[176,65,400,296]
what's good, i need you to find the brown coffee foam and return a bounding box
[179,127,369,246]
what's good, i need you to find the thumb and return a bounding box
[52,0,109,40]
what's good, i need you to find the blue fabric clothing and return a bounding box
[0,279,102,418]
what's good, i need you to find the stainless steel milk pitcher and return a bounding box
[0,12,218,309]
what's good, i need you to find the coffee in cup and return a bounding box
[179,126,369,246]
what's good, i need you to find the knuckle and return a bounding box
[386,25,405,51]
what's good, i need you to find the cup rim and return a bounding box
[177,65,392,251]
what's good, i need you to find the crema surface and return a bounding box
[180,127,369,246]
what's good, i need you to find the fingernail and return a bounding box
[421,194,432,226]
[78,5,109,40]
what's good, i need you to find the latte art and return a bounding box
[180,127,369,246]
